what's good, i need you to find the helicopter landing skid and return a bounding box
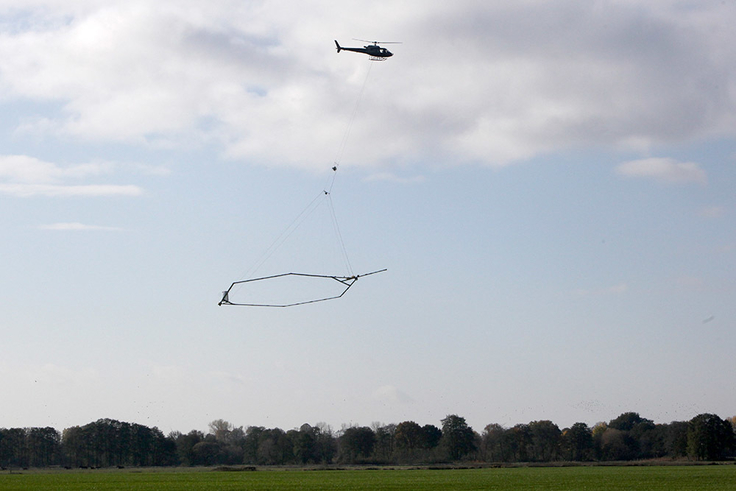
[369,56,387,61]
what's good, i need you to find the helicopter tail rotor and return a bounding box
[334,40,341,53]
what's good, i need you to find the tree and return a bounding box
[393,421,431,463]
[629,417,657,459]
[687,413,735,461]
[243,426,265,464]
[507,424,532,462]
[372,424,396,462]
[440,415,477,460]
[292,425,316,464]
[204,420,245,465]
[608,412,648,432]
[0,428,28,468]
[481,424,507,462]
[26,427,60,467]
[312,423,337,464]
[172,430,203,466]
[191,441,223,466]
[208,420,234,442]
[152,429,178,466]
[292,423,336,464]
[604,412,655,460]
[662,421,688,458]
[422,424,442,450]
[61,426,86,467]
[256,428,292,465]
[600,428,636,460]
[395,421,424,450]
[338,426,375,463]
[590,422,607,460]
[208,419,245,448]
[561,423,593,461]
[528,420,561,462]
[58,419,177,468]
[130,423,154,466]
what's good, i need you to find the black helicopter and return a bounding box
[334,39,400,60]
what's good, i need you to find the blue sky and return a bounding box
[1,0,735,435]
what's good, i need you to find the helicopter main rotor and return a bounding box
[352,38,402,46]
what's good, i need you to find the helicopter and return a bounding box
[334,39,400,60]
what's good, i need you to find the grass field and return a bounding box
[1,465,736,490]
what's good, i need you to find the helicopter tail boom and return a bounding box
[334,40,341,53]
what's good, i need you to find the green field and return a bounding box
[2,465,736,490]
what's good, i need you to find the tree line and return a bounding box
[1,412,734,469]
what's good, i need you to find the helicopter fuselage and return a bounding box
[335,40,393,58]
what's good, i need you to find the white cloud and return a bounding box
[573,283,628,297]
[606,283,629,295]
[0,154,109,183]
[11,363,100,386]
[152,365,186,383]
[0,1,734,169]
[0,154,143,196]
[699,205,725,218]
[38,222,124,231]
[363,172,425,184]
[131,163,172,176]
[615,158,707,184]
[372,385,414,404]
[210,371,248,386]
[0,183,143,197]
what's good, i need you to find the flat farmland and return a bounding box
[1,465,736,490]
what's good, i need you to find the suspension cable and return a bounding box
[333,62,373,167]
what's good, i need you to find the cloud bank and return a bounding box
[0,1,734,170]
